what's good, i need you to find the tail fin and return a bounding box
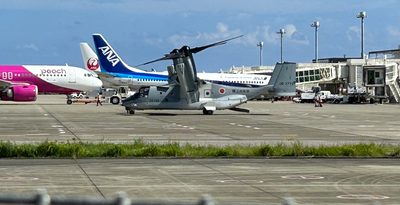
[92,33,143,74]
[80,43,101,72]
[267,62,297,96]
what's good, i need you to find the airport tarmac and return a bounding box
[0,95,400,145]
[1,96,400,205]
[0,158,399,205]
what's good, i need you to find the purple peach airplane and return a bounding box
[0,64,102,102]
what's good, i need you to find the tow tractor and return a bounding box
[66,92,99,104]
[105,86,135,105]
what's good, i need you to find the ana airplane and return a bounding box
[121,38,296,115]
[0,65,103,103]
[80,34,271,95]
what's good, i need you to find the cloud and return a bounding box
[167,22,241,47]
[17,43,40,52]
[216,22,228,33]
[387,26,400,37]
[346,26,359,41]
[144,36,164,47]
[166,23,309,48]
[283,24,296,38]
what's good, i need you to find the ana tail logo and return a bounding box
[98,46,120,67]
[87,57,100,70]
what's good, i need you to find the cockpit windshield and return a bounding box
[138,86,150,96]
[125,86,150,101]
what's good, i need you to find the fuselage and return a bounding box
[122,81,267,111]
[82,35,271,90]
[0,65,102,94]
[101,71,270,90]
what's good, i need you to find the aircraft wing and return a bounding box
[96,72,117,79]
[0,79,30,92]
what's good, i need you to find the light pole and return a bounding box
[277,28,285,63]
[256,41,264,66]
[311,21,320,63]
[356,11,367,59]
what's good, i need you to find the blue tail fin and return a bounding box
[92,33,140,74]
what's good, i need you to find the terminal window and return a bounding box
[296,69,321,83]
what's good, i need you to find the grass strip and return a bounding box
[0,140,399,158]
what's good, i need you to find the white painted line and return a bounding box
[0,177,39,181]
[196,134,218,137]
[337,195,390,200]
[329,134,357,137]
[25,133,50,136]
[229,123,236,125]
[253,127,260,130]
[281,175,325,180]
[262,134,281,137]
[358,125,375,128]
[103,128,135,130]
[215,179,264,183]
[128,134,163,137]
[51,125,63,128]
[245,126,252,128]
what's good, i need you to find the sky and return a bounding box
[1,0,400,72]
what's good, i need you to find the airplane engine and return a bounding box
[1,85,38,101]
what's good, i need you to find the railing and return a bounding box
[389,80,400,102]
[385,64,400,102]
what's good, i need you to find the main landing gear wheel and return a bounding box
[202,109,214,115]
[125,107,135,115]
[110,96,120,105]
[67,99,72,105]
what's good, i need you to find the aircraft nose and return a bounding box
[92,78,103,90]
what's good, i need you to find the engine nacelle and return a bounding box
[1,85,38,101]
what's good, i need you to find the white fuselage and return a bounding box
[23,65,103,93]
[0,65,103,94]
[100,71,270,90]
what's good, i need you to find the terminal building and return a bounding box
[228,48,400,103]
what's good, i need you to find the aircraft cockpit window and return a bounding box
[143,87,149,94]
[138,87,150,97]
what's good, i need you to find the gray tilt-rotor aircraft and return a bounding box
[122,36,296,115]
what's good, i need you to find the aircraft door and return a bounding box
[68,67,76,83]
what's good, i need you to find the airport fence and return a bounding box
[0,189,297,205]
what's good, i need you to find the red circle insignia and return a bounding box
[219,88,225,94]
[87,57,99,71]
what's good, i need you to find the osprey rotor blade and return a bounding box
[135,55,171,67]
[136,35,243,66]
[190,35,243,54]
